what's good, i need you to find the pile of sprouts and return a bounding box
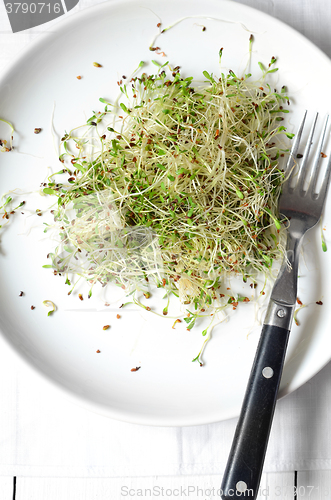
[43,57,292,317]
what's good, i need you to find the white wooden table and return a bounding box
[1,0,331,498]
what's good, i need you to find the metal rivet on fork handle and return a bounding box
[262,367,274,379]
[236,481,247,493]
[277,308,286,318]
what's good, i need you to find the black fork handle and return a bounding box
[221,324,290,499]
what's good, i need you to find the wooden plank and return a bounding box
[264,472,295,499]
[297,471,331,499]
[256,473,267,499]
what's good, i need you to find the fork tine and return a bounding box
[315,145,331,204]
[297,112,318,192]
[309,115,329,196]
[283,111,307,191]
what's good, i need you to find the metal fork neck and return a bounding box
[272,231,303,306]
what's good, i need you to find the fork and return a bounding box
[221,112,331,500]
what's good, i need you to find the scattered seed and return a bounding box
[316,300,323,305]
[78,294,83,301]
[19,291,24,297]
[96,350,101,353]
[93,62,102,67]
[103,325,110,330]
[116,314,121,319]
[76,76,82,80]
[34,128,42,134]
[31,305,35,310]
[131,366,141,372]
[172,319,182,329]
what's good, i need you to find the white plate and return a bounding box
[1,0,331,426]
